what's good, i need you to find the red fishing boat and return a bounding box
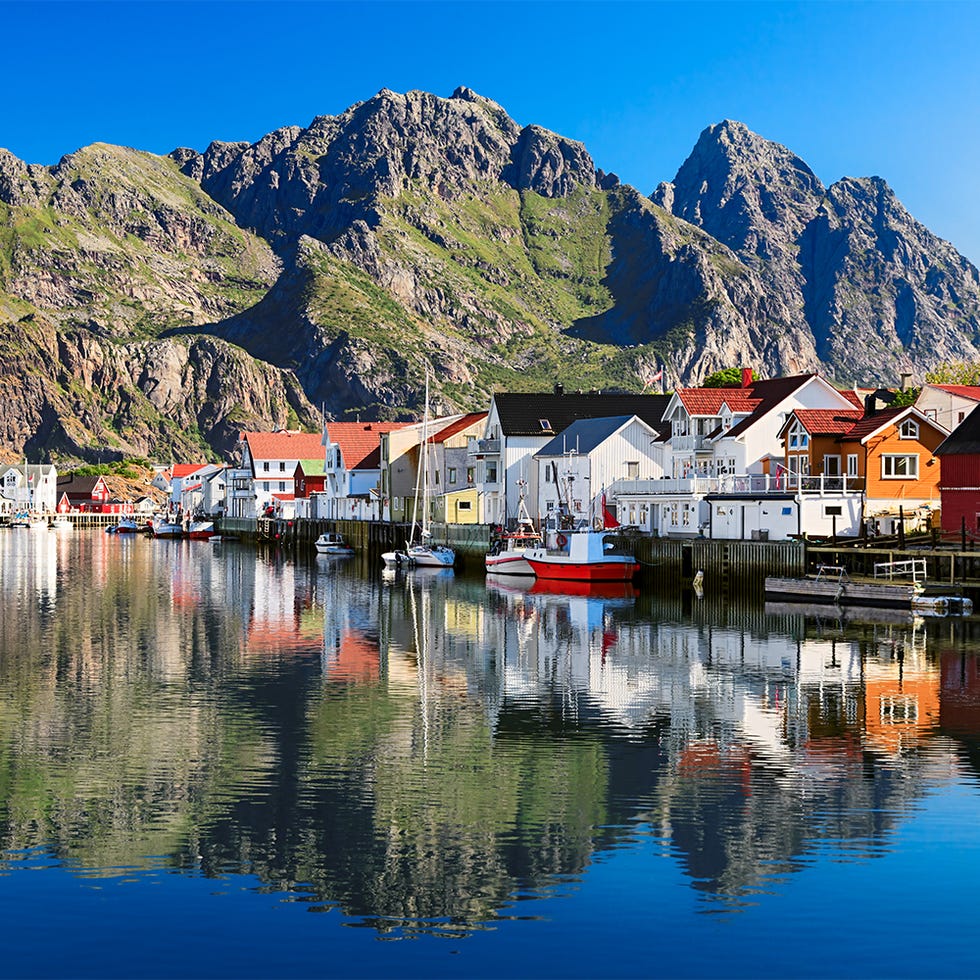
[524,527,639,582]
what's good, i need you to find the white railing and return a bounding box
[467,437,500,456]
[671,435,712,453]
[610,474,866,498]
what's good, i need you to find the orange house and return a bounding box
[780,405,948,524]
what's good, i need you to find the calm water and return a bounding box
[1,529,980,978]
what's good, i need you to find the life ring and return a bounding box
[556,533,568,548]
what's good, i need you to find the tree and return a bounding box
[702,367,758,388]
[925,362,980,385]
[891,387,920,407]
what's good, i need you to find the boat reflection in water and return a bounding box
[2,528,980,967]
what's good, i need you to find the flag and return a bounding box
[602,493,620,529]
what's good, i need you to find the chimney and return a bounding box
[554,382,564,396]
[741,368,753,388]
[864,393,876,416]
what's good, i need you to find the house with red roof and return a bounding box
[168,463,221,512]
[774,403,948,538]
[915,384,980,433]
[382,412,489,524]
[321,421,412,521]
[612,373,858,536]
[228,431,327,519]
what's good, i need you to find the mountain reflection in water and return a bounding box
[1,529,979,939]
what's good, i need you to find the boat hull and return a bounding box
[525,557,640,582]
[485,553,535,576]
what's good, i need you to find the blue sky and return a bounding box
[5,0,980,262]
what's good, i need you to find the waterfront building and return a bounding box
[0,463,58,515]
[470,388,670,527]
[532,415,663,527]
[935,403,980,537]
[54,473,119,514]
[915,383,980,432]
[229,431,326,519]
[321,421,411,521]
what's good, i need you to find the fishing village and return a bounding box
[5,368,980,612]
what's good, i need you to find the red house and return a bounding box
[55,474,129,513]
[935,403,980,539]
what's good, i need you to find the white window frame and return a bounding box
[899,419,919,440]
[847,454,858,477]
[881,454,918,479]
[823,455,841,476]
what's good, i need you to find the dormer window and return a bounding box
[787,421,809,450]
[899,419,919,440]
[539,419,552,431]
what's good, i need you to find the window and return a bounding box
[545,467,552,483]
[433,470,440,485]
[824,505,843,517]
[788,421,809,450]
[626,461,639,480]
[279,461,286,472]
[823,455,841,476]
[539,419,552,431]
[263,462,270,472]
[263,482,270,492]
[925,408,938,420]
[899,419,919,439]
[458,500,472,511]
[466,467,474,485]
[448,467,457,484]
[485,462,497,483]
[958,411,966,424]
[847,454,858,477]
[882,454,918,478]
[546,500,555,513]
[279,482,286,492]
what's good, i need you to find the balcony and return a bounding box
[468,437,500,457]
[671,434,713,453]
[610,474,867,498]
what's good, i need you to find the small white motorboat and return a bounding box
[315,532,354,556]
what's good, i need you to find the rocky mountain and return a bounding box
[1,89,978,462]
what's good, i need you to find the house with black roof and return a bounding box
[935,403,980,538]
[471,389,671,526]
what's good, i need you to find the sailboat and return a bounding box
[382,372,456,569]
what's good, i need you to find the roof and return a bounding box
[675,388,760,416]
[324,422,410,470]
[56,474,106,496]
[296,458,328,477]
[936,403,980,456]
[244,431,326,462]
[723,375,817,439]
[535,416,639,457]
[428,412,488,444]
[839,389,866,409]
[171,463,210,479]
[492,392,671,437]
[791,409,863,435]
[843,405,907,442]
[927,384,980,402]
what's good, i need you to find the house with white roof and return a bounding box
[0,463,58,515]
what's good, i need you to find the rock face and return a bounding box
[2,92,979,462]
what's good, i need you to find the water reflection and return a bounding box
[0,529,978,930]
